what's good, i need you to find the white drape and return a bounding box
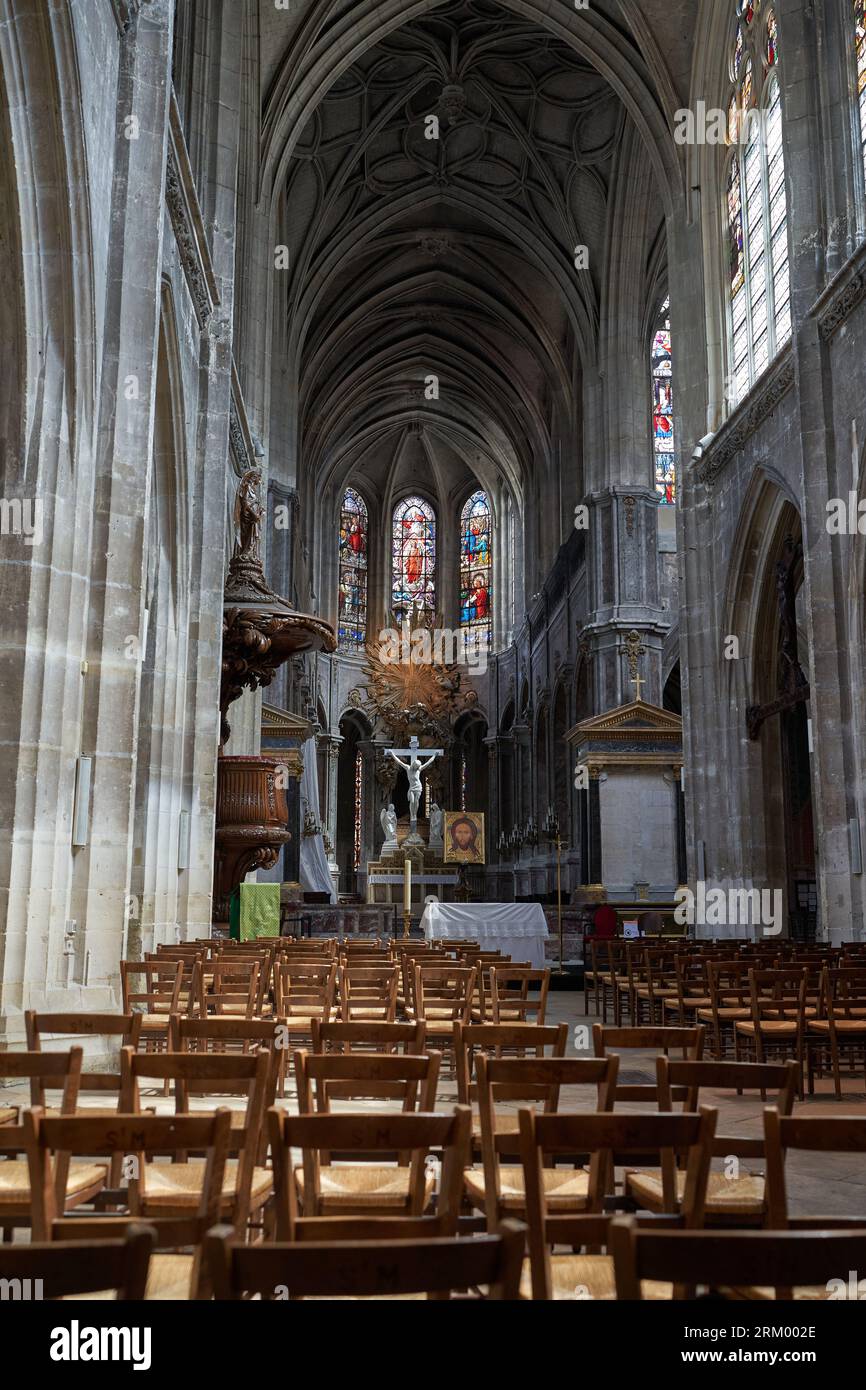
[299,736,335,900]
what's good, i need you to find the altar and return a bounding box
[420,901,549,969]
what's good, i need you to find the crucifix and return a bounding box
[631,672,646,702]
[385,735,444,839]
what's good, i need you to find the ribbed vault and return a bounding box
[258,0,680,610]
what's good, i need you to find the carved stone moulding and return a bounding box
[213,755,292,924]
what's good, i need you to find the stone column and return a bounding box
[320,734,342,879]
[70,0,176,997]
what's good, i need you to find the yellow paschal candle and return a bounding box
[403,858,412,913]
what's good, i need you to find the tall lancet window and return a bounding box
[725,2,790,406]
[392,495,436,620]
[651,298,675,504]
[459,489,492,656]
[338,486,368,650]
[855,1,866,185]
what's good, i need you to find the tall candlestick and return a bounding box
[403,858,412,914]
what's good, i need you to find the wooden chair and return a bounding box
[734,968,808,1098]
[517,1106,717,1299]
[628,946,679,1026]
[119,960,184,1055]
[119,1046,273,1237]
[145,951,203,1015]
[607,941,632,1026]
[0,1048,94,1234]
[638,1057,799,1225]
[468,954,510,1022]
[200,959,261,1019]
[592,1023,705,1106]
[205,1221,525,1300]
[454,1021,568,1158]
[465,1054,619,1228]
[409,964,477,1057]
[339,965,399,1022]
[396,951,421,1016]
[806,966,866,1099]
[269,1106,472,1232]
[696,960,753,1059]
[610,1216,866,1300]
[489,967,550,1026]
[662,955,714,1025]
[310,1019,428,1055]
[584,939,616,1020]
[24,1108,233,1299]
[764,1112,866,1230]
[0,1225,155,1301]
[274,961,337,1044]
[24,1011,143,1114]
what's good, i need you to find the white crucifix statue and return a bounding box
[385,735,444,842]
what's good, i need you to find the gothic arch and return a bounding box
[723,469,809,925]
[724,468,802,700]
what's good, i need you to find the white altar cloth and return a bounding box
[420,902,549,969]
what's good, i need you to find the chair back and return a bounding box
[120,960,183,1017]
[592,1023,704,1104]
[610,1215,866,1300]
[413,964,477,1024]
[657,1056,798,1159]
[274,961,337,1019]
[294,1048,440,1114]
[764,1112,866,1228]
[269,1106,472,1236]
[205,1221,525,1300]
[0,1226,155,1300]
[339,965,399,1022]
[489,967,550,1025]
[453,1021,568,1108]
[518,1104,718,1224]
[25,1012,142,1105]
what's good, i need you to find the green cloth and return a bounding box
[238,882,281,940]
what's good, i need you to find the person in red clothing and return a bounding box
[590,903,617,939]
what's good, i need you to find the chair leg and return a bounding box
[830,1034,842,1101]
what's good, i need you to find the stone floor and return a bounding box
[5,988,866,1222]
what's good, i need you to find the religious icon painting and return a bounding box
[443,810,485,865]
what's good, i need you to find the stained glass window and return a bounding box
[459,489,492,654]
[651,299,675,505]
[392,495,436,619]
[724,5,789,407]
[855,1,866,186]
[338,487,368,650]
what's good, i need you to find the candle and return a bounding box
[403,858,412,913]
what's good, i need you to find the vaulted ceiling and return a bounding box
[255,0,688,584]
